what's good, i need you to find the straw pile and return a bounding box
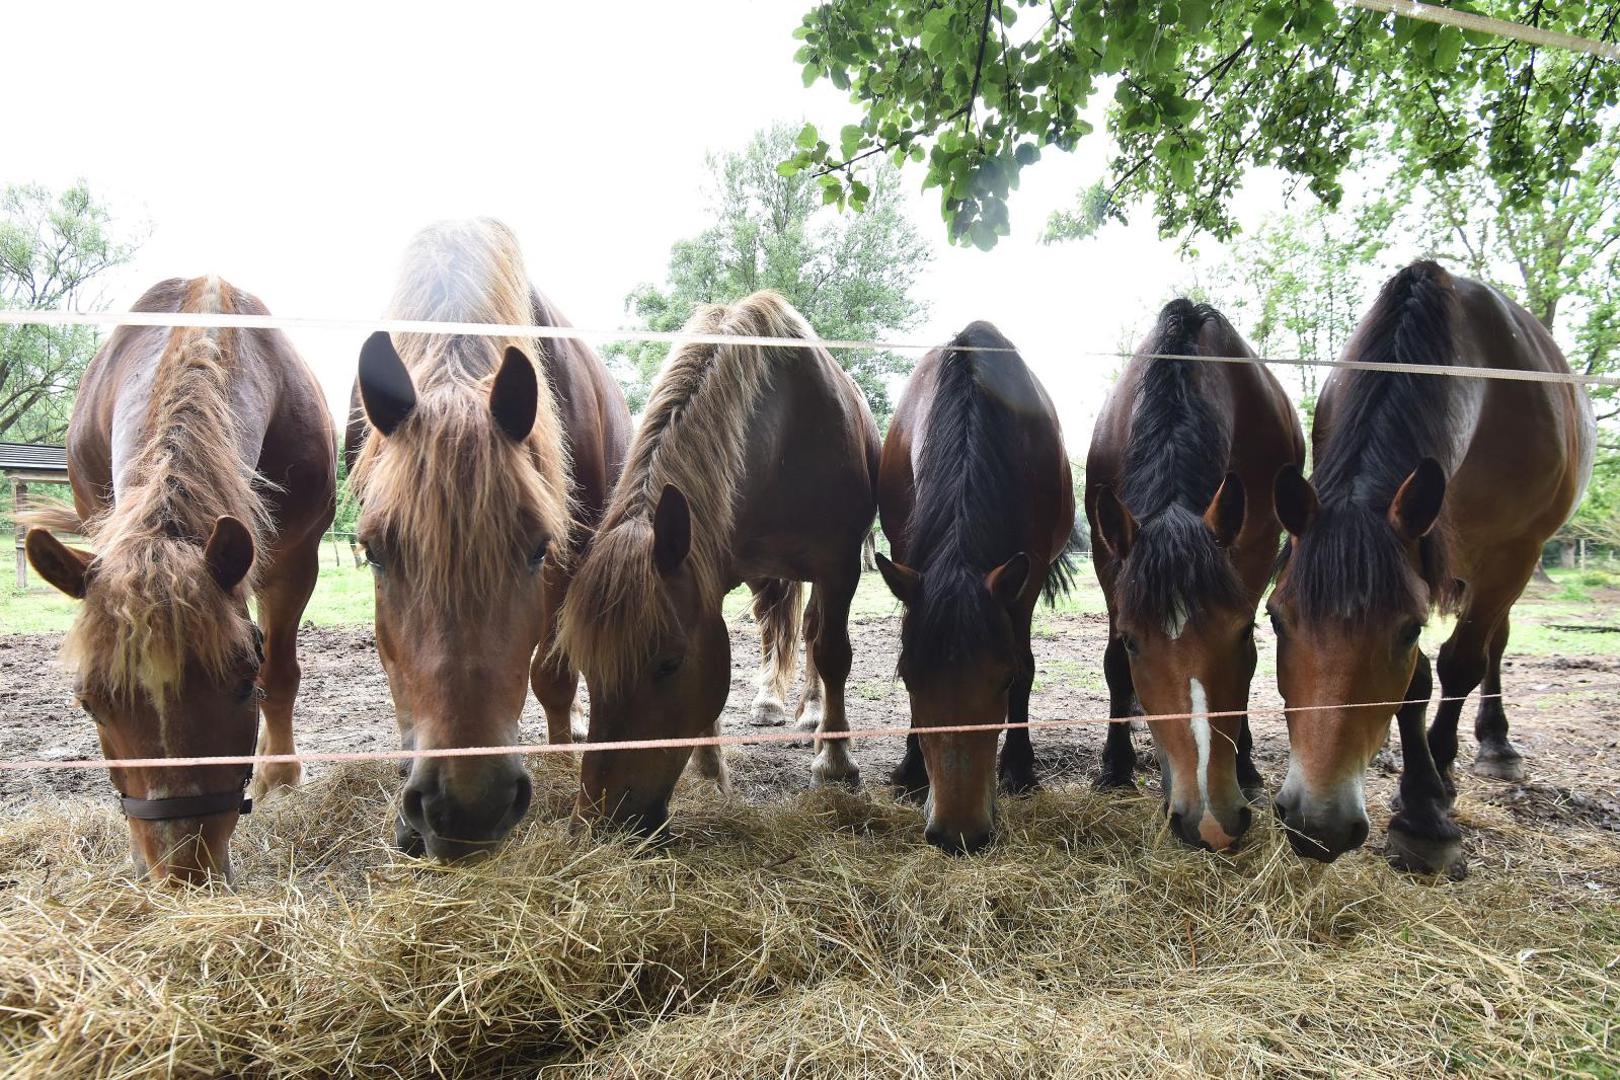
[1,755,1616,1078]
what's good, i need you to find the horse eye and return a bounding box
[653,656,684,681]
[1399,621,1425,648]
[237,679,262,704]
[527,541,548,573]
[363,544,385,574]
[76,696,100,723]
[1121,634,1139,658]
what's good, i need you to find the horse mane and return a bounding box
[1113,299,1246,633]
[902,322,1073,669]
[349,219,573,607]
[1276,260,1461,620]
[66,276,270,704]
[555,291,804,692]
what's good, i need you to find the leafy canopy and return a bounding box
[607,123,931,423]
[0,182,142,442]
[783,0,1620,248]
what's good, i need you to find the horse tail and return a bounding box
[1041,520,1086,606]
[752,577,804,699]
[16,501,86,537]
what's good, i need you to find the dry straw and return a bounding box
[1,756,1616,1078]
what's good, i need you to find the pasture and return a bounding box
[2,561,1618,1077]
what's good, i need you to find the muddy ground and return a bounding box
[5,609,1619,860]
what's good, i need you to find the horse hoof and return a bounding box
[890,773,929,805]
[1093,770,1135,792]
[248,762,302,803]
[795,707,824,734]
[1470,752,1524,782]
[811,751,860,788]
[999,769,1040,797]
[749,699,789,727]
[1386,823,1466,880]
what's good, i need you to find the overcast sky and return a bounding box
[8,0,1306,449]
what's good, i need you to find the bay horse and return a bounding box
[26,276,335,883]
[877,322,1077,854]
[1086,300,1304,851]
[345,219,630,860]
[558,291,879,835]
[1269,260,1593,876]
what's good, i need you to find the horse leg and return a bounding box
[809,565,860,787]
[999,605,1039,795]
[1386,650,1466,878]
[1094,631,1137,790]
[533,568,583,744]
[1471,616,1522,781]
[746,579,800,727]
[248,541,320,802]
[794,588,825,735]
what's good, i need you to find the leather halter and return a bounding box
[111,624,262,823]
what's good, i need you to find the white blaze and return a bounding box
[1189,678,1211,807]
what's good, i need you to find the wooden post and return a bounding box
[12,478,27,591]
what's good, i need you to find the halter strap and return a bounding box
[117,773,252,821]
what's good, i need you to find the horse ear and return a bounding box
[875,551,921,606]
[652,484,691,578]
[985,552,1031,609]
[1273,464,1318,537]
[357,331,416,437]
[25,529,91,599]
[1203,472,1246,547]
[1094,487,1137,561]
[204,515,255,592]
[490,346,539,442]
[1389,458,1447,541]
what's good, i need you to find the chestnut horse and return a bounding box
[877,322,1078,854]
[1086,300,1304,851]
[1269,261,1593,876]
[26,276,334,883]
[345,219,629,860]
[559,291,879,835]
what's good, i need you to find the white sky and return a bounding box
[7,0,1300,450]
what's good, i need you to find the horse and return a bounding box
[1268,260,1594,876]
[25,276,335,883]
[1085,300,1304,851]
[558,291,879,835]
[344,219,630,860]
[876,322,1077,854]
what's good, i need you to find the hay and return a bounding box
[1,757,1616,1079]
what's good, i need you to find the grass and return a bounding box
[1,759,1616,1078]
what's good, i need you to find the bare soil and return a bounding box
[4,610,1619,861]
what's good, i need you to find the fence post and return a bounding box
[12,479,27,591]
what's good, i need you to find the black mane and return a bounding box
[903,322,1077,668]
[1277,261,1462,620]
[1113,300,1246,631]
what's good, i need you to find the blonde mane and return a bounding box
[349,219,573,607]
[557,290,815,692]
[67,277,269,705]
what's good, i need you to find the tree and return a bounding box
[0,183,142,442]
[609,123,931,423]
[1201,198,1396,425]
[784,1,1620,248]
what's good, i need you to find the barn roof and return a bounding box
[0,442,69,478]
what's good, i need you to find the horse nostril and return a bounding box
[508,771,533,826]
[401,786,426,830]
[1236,805,1254,835]
[1348,818,1370,850]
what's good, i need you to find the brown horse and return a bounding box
[26,276,335,883]
[345,219,629,860]
[1086,300,1304,851]
[1269,261,1593,876]
[559,291,879,835]
[877,322,1077,854]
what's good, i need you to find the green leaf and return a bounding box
[840,124,864,160]
[796,123,819,150]
[802,64,820,88]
